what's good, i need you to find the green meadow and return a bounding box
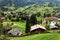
[10,33,60,40]
[3,22,60,40]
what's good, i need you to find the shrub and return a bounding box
[0,35,10,40]
[45,24,50,30]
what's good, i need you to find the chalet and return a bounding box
[8,28,22,36]
[43,17,60,30]
[30,24,46,34]
[42,17,59,24]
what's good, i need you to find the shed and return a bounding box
[30,24,46,33]
[8,28,22,36]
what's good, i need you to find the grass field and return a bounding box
[2,22,60,40]
[10,33,60,40]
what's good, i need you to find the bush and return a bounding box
[45,24,50,30]
[11,18,16,21]
[0,35,10,40]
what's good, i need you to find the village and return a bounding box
[0,11,60,38]
[0,0,60,40]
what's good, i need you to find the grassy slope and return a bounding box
[10,33,60,40]
[3,22,60,40]
[3,22,26,34]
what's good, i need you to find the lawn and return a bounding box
[10,33,60,40]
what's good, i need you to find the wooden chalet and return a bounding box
[30,24,46,34]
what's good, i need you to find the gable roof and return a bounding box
[30,24,46,31]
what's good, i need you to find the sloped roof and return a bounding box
[58,19,60,20]
[8,28,22,35]
[50,25,58,29]
[45,17,59,21]
[30,24,46,31]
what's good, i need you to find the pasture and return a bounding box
[10,33,60,40]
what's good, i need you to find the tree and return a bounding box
[36,12,41,17]
[0,22,3,35]
[0,9,2,16]
[0,35,10,40]
[30,14,37,26]
[0,16,3,35]
[40,19,42,24]
[7,13,12,20]
[44,13,46,18]
[57,13,60,18]
[16,16,19,22]
[25,16,30,33]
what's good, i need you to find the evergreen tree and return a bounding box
[0,16,3,35]
[0,22,3,35]
[25,16,30,33]
[40,19,42,24]
[30,14,37,26]
[16,16,19,22]
[44,13,46,18]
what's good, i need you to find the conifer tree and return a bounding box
[30,14,37,26]
[25,16,30,33]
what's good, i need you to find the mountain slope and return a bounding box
[0,0,60,7]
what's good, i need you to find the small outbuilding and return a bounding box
[50,21,58,30]
[30,24,46,34]
[50,25,58,30]
[8,28,22,36]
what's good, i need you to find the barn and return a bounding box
[30,24,46,34]
[8,28,22,36]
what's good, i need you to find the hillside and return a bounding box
[0,0,60,7]
[10,33,60,40]
[0,0,60,12]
